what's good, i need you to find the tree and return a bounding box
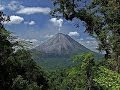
[0,11,14,90]
[14,49,49,90]
[51,1,120,89]
[49,53,96,90]
[0,11,49,90]
[73,53,96,90]
[51,0,120,72]
[94,66,120,90]
[88,0,120,72]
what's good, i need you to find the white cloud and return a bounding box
[25,39,39,49]
[24,21,35,25]
[50,18,63,27]
[50,18,63,31]
[6,15,24,24]
[77,37,98,52]
[17,7,51,15]
[12,38,39,49]
[15,38,38,44]
[45,34,54,38]
[29,21,35,25]
[0,5,5,10]
[68,32,80,36]
[7,1,24,11]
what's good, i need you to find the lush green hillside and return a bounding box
[31,49,103,70]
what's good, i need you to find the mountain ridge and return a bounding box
[34,33,90,56]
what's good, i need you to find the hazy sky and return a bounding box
[0,0,98,52]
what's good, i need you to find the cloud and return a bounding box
[6,15,24,24]
[13,38,39,49]
[29,21,35,25]
[50,18,63,31]
[15,38,38,44]
[24,21,35,25]
[45,34,54,38]
[25,39,39,49]
[7,1,24,11]
[68,32,80,36]
[0,5,5,10]
[77,37,98,52]
[17,7,51,15]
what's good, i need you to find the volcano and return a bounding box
[35,33,90,56]
[32,33,99,69]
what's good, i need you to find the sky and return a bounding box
[0,0,98,52]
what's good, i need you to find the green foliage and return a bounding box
[12,75,28,90]
[94,66,120,90]
[33,57,73,70]
[48,69,67,90]
[73,53,96,89]
[12,75,43,90]
[48,53,98,90]
[0,11,15,90]
[26,83,42,90]
[0,11,49,90]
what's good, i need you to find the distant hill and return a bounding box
[32,33,102,70]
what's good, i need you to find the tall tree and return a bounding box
[0,11,49,90]
[0,11,14,90]
[73,53,96,90]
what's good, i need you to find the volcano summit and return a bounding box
[35,33,90,56]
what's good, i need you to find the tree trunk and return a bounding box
[116,56,120,73]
